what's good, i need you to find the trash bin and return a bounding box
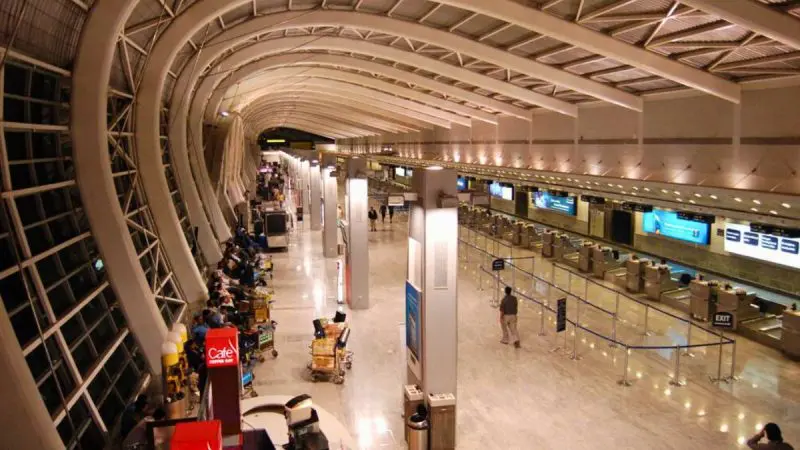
[407,406,429,450]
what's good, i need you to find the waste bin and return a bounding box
[407,406,429,450]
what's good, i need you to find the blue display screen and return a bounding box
[457,177,467,191]
[642,209,710,245]
[489,182,513,200]
[532,192,577,216]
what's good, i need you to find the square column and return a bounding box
[310,160,322,231]
[345,158,370,309]
[406,167,458,448]
[322,155,339,258]
[301,159,310,213]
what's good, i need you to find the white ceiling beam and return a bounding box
[256,117,349,138]
[231,77,466,125]
[479,23,514,42]
[578,0,638,24]
[449,12,478,32]
[241,99,418,133]
[235,84,453,128]
[245,109,387,135]
[419,4,441,22]
[207,52,523,121]
[225,66,496,123]
[438,0,740,102]
[712,51,800,72]
[679,0,800,50]
[646,21,734,48]
[235,92,431,130]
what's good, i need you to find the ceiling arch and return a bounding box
[242,104,414,134]
[233,93,431,132]
[248,110,380,136]
[206,53,531,121]
[236,86,452,129]
[217,68,473,126]
[220,66,498,124]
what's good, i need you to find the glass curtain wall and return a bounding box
[1,58,148,449]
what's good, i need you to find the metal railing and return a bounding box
[458,222,737,387]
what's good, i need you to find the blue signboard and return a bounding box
[405,282,421,361]
[761,235,779,250]
[781,240,799,255]
[642,209,711,245]
[743,232,759,246]
[532,191,577,216]
[489,182,513,200]
[457,177,467,191]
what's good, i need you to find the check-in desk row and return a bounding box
[458,204,800,360]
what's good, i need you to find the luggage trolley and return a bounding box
[308,321,353,384]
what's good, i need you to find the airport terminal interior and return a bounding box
[1,0,800,449]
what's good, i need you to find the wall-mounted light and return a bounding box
[220,111,230,117]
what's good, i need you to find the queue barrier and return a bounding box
[458,224,737,387]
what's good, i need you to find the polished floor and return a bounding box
[253,206,800,449]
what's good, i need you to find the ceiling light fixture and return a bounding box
[710,194,718,200]
[750,208,759,212]
[782,203,791,209]
[694,193,702,198]
[753,199,761,205]
[734,197,742,202]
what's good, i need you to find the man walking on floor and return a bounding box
[500,286,520,348]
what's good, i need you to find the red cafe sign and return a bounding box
[205,328,239,368]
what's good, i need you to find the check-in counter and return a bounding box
[578,243,596,273]
[592,246,619,279]
[553,234,574,261]
[541,230,556,258]
[527,226,543,252]
[625,258,649,293]
[690,279,717,321]
[716,287,759,331]
[782,310,800,360]
[643,263,673,301]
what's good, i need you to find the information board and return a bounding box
[532,192,577,216]
[642,209,710,245]
[492,259,505,271]
[724,222,800,269]
[405,281,422,367]
[556,298,567,333]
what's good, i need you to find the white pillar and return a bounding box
[322,157,339,258]
[301,160,310,217]
[310,160,322,231]
[345,158,370,309]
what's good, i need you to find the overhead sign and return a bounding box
[492,259,505,271]
[556,298,567,333]
[533,191,577,216]
[677,211,715,224]
[388,195,405,206]
[405,282,422,380]
[712,312,734,329]
[621,202,653,213]
[205,328,239,368]
[750,223,800,238]
[580,195,606,205]
[724,222,800,269]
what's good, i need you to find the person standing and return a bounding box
[748,423,794,449]
[388,205,395,223]
[380,204,387,224]
[499,286,520,348]
[368,207,378,232]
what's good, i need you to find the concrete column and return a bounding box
[345,158,370,309]
[71,0,168,373]
[0,304,64,449]
[406,167,459,397]
[322,155,339,258]
[310,160,322,231]
[301,160,310,215]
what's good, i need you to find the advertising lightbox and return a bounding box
[205,328,239,368]
[532,191,577,216]
[395,167,406,177]
[725,222,800,269]
[642,209,710,245]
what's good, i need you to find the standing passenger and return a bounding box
[499,286,520,348]
[388,205,395,223]
[368,207,378,232]
[380,204,387,224]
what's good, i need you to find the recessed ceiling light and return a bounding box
[710,194,718,200]
[770,210,778,215]
[608,183,614,187]
[617,184,623,188]
[734,197,742,202]
[694,193,702,198]
[750,207,759,212]
[753,199,761,205]
[674,191,681,195]
[621,191,626,194]
[632,186,639,191]
[782,203,791,209]
[661,189,668,193]
[689,200,696,204]
[644,187,650,192]
[676,198,683,202]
